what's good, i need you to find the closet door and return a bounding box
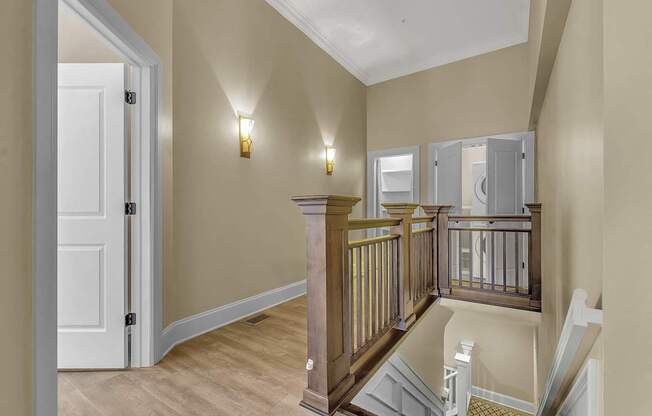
[435,141,462,213]
[486,138,523,215]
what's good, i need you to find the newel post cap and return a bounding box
[382,202,419,217]
[291,194,360,215]
[525,203,542,213]
[420,204,454,215]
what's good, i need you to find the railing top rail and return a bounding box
[448,215,531,222]
[448,227,531,233]
[412,227,434,235]
[348,234,400,248]
[348,218,402,230]
[412,216,435,224]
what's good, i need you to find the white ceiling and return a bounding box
[266,0,530,85]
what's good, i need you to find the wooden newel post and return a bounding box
[292,195,360,415]
[422,205,453,296]
[525,203,542,310]
[382,203,418,331]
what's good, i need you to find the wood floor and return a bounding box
[59,297,313,416]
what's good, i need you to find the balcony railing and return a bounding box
[292,196,541,415]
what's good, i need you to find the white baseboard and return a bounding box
[159,280,306,360]
[472,386,535,414]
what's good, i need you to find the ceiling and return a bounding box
[266,0,530,85]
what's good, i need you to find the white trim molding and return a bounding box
[471,386,535,415]
[352,354,445,416]
[536,289,603,416]
[556,359,600,416]
[160,280,307,358]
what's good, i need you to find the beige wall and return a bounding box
[534,0,603,393]
[169,0,366,323]
[0,1,32,415]
[603,0,652,413]
[367,44,530,202]
[59,5,125,63]
[396,305,454,395]
[442,300,538,403]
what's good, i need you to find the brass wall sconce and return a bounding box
[239,115,255,158]
[325,146,336,175]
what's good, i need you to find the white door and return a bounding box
[58,64,128,369]
[486,138,524,289]
[435,141,462,212]
[486,138,523,215]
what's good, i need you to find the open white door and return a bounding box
[486,138,525,289]
[486,138,523,215]
[58,64,128,369]
[435,141,462,212]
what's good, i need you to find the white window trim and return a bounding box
[367,146,421,218]
[33,0,164,414]
[427,131,535,207]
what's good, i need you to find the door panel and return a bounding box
[435,141,462,212]
[486,138,523,215]
[58,63,127,369]
[486,138,525,289]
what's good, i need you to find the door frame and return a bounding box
[367,146,421,218]
[34,0,163,414]
[427,131,535,209]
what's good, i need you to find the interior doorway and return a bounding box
[367,146,420,219]
[34,0,164,413]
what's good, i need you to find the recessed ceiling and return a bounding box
[266,0,530,85]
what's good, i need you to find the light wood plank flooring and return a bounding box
[59,297,312,416]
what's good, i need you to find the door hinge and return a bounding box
[522,262,526,269]
[522,152,526,159]
[435,160,438,167]
[125,313,137,327]
[125,202,137,216]
[124,90,137,105]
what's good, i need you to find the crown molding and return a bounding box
[265,0,371,85]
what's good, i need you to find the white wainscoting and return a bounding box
[471,386,535,414]
[556,359,600,416]
[352,355,446,416]
[159,280,306,360]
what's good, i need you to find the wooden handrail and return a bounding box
[411,216,435,224]
[348,234,399,249]
[292,196,542,415]
[448,215,531,222]
[348,218,402,230]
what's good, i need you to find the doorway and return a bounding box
[34,0,164,413]
[367,146,420,219]
[427,132,535,290]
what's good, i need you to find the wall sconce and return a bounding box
[325,146,336,175]
[239,115,255,158]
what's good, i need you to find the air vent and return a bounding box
[245,314,270,326]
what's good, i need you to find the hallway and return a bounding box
[58,297,310,416]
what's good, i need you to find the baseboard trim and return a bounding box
[159,280,307,360]
[471,386,535,414]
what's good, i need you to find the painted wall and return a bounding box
[442,300,538,403]
[367,44,530,203]
[603,0,652,413]
[59,5,125,63]
[169,0,366,323]
[535,0,603,394]
[396,304,454,396]
[0,1,32,415]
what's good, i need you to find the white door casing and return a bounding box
[435,141,462,213]
[58,63,127,369]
